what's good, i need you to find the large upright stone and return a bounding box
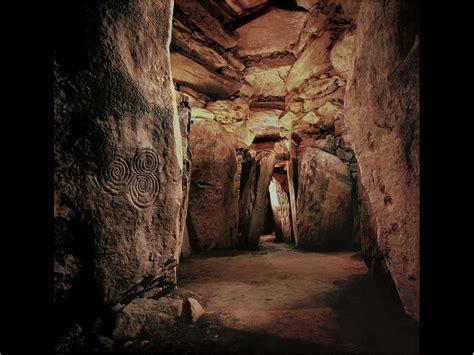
[188,121,239,250]
[54,0,184,348]
[238,151,276,249]
[357,175,387,277]
[176,94,192,261]
[297,148,353,250]
[269,178,292,243]
[344,0,420,321]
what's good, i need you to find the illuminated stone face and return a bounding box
[247,109,283,137]
[235,7,308,57]
[244,65,291,97]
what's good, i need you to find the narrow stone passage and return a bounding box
[169,237,418,354]
[53,1,420,352]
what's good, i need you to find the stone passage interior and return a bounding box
[53,0,420,353]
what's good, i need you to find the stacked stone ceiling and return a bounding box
[171,0,359,150]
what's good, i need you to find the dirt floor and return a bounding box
[116,236,419,354]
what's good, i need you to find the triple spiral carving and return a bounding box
[100,156,132,194]
[100,149,160,209]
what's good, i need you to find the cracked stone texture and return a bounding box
[174,0,237,49]
[248,109,283,137]
[297,148,353,250]
[344,0,419,321]
[113,297,183,340]
[235,7,308,57]
[206,100,249,125]
[176,95,193,262]
[330,31,355,79]
[188,121,239,250]
[54,0,184,347]
[172,19,229,71]
[286,31,333,92]
[243,65,291,97]
[170,52,241,100]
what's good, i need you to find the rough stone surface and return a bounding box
[293,9,329,57]
[171,52,241,99]
[188,121,239,250]
[286,31,333,92]
[177,96,193,261]
[356,174,387,277]
[296,0,321,11]
[330,31,355,79]
[181,225,192,258]
[244,65,291,97]
[317,101,344,129]
[179,85,210,102]
[54,0,183,347]
[175,0,237,49]
[179,91,206,108]
[299,135,338,155]
[206,100,249,125]
[301,86,345,113]
[191,107,215,121]
[236,7,308,57]
[248,109,283,137]
[230,122,256,146]
[327,0,361,20]
[297,148,353,250]
[187,298,205,322]
[113,297,183,340]
[224,51,246,72]
[344,0,419,321]
[172,20,228,71]
[297,76,345,100]
[269,178,292,243]
[225,0,268,15]
[238,151,276,249]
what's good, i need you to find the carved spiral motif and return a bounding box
[100,156,132,194]
[132,149,159,174]
[129,173,160,208]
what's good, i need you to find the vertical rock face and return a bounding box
[188,121,239,250]
[238,151,276,249]
[269,178,292,243]
[286,143,299,245]
[297,148,353,250]
[357,176,387,277]
[344,0,420,321]
[54,0,183,348]
[176,94,193,261]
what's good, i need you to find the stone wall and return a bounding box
[188,121,239,250]
[344,0,420,321]
[54,0,184,350]
[238,150,276,249]
[269,178,292,243]
[297,148,353,250]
